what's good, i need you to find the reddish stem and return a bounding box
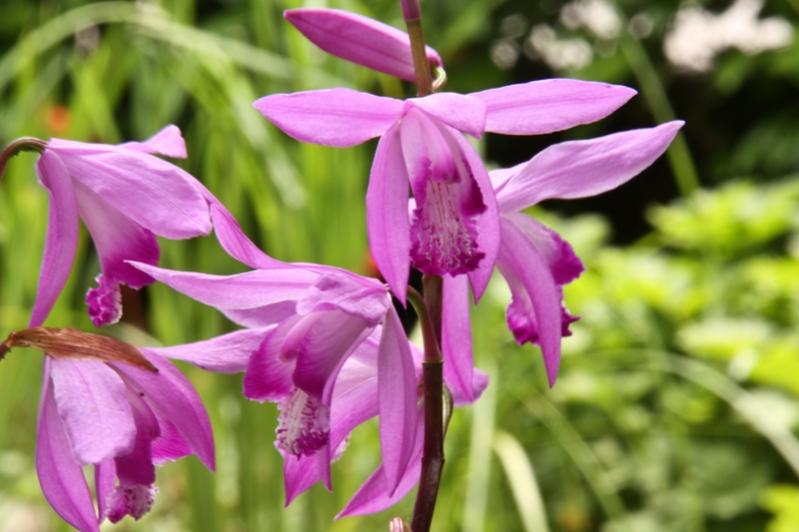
[0,137,47,182]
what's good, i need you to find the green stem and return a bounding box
[620,36,700,196]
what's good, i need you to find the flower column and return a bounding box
[402,1,446,530]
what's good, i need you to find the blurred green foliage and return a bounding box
[1,0,798,531]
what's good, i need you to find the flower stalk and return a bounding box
[0,137,47,182]
[404,3,446,527]
[403,0,433,98]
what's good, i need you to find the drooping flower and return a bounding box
[254,79,636,303]
[144,311,488,513]
[131,260,419,496]
[284,8,443,82]
[2,327,214,532]
[29,125,278,328]
[440,121,684,396]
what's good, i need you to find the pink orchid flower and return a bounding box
[439,121,684,397]
[131,260,419,497]
[31,125,278,328]
[284,8,443,82]
[253,79,636,304]
[26,340,215,531]
[144,314,487,514]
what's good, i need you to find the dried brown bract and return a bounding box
[1,327,157,373]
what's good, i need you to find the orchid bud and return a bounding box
[284,8,443,83]
[2,327,158,372]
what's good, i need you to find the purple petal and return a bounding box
[253,89,402,147]
[207,199,286,269]
[275,389,331,458]
[337,410,423,517]
[151,419,192,465]
[113,391,159,486]
[48,140,211,239]
[366,123,411,303]
[378,308,419,494]
[449,128,500,301]
[49,359,136,465]
[330,334,381,448]
[442,275,475,403]
[129,262,317,310]
[30,151,79,327]
[281,334,383,504]
[497,218,562,386]
[284,8,442,83]
[222,301,299,328]
[111,353,215,470]
[297,269,389,325]
[471,79,636,135]
[120,125,187,159]
[408,93,486,138]
[95,459,116,521]
[289,310,374,400]
[74,184,159,324]
[243,320,299,402]
[283,450,332,505]
[36,367,100,532]
[144,328,271,374]
[502,213,584,285]
[401,109,487,278]
[495,121,685,211]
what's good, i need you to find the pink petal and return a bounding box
[129,262,317,310]
[284,8,442,83]
[243,320,299,402]
[151,419,192,465]
[495,121,685,212]
[442,275,475,403]
[297,269,389,325]
[207,199,286,269]
[95,459,116,521]
[497,218,562,386]
[111,353,215,470]
[283,450,332,505]
[408,93,486,138]
[378,308,419,495]
[337,409,423,517]
[471,79,636,135]
[120,125,187,159]
[282,336,383,504]
[113,391,159,486]
[289,310,374,400]
[502,213,584,285]
[448,128,500,301]
[145,328,271,373]
[365,123,411,303]
[330,335,381,448]
[49,359,136,465]
[49,140,212,239]
[401,109,487,278]
[253,89,402,147]
[30,151,79,327]
[222,301,299,329]
[36,367,100,532]
[74,183,159,323]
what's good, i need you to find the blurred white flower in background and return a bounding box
[525,24,594,70]
[664,0,793,73]
[560,0,622,40]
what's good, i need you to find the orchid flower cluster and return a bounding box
[0,4,683,532]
